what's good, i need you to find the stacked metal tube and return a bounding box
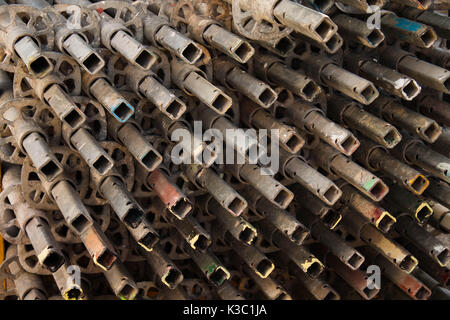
[0,0,448,301]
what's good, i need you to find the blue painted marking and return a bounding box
[112,100,135,123]
[394,17,423,32]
